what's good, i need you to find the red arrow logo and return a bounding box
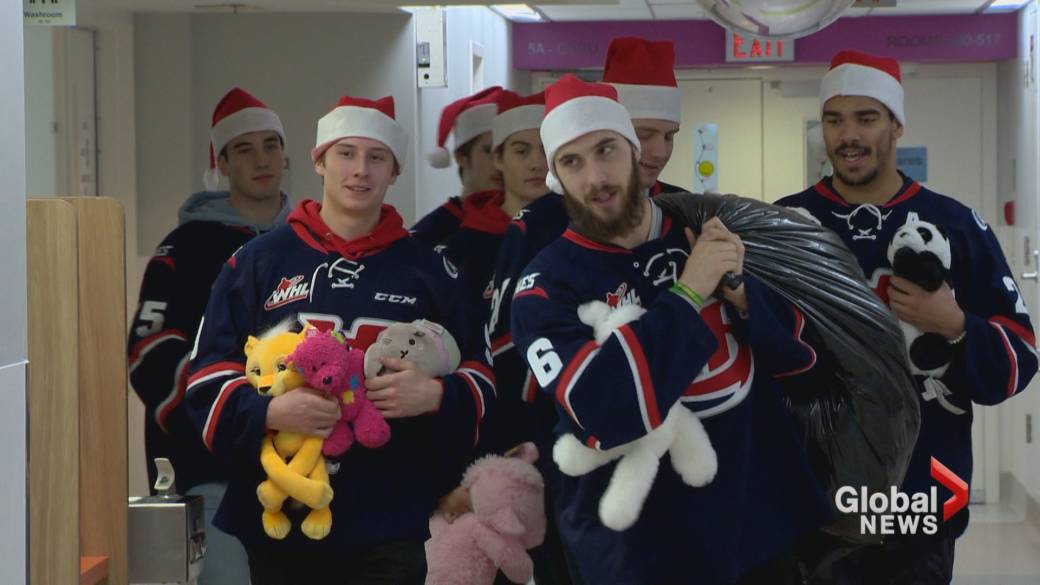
[931,457,968,521]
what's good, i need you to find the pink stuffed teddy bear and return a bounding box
[289,327,391,457]
[425,442,546,585]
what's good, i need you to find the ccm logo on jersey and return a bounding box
[264,275,311,311]
[374,292,417,305]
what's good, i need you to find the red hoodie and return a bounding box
[289,199,409,260]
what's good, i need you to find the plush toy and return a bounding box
[364,319,462,379]
[425,442,546,585]
[552,301,718,532]
[290,327,390,457]
[243,323,334,540]
[886,212,956,379]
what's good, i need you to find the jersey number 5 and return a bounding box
[135,301,168,338]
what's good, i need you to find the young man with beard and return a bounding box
[510,74,832,585]
[128,87,289,585]
[776,50,1037,585]
[413,87,504,245]
[184,94,495,585]
[486,37,688,447]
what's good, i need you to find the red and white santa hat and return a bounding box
[492,91,546,151]
[427,86,504,168]
[602,37,680,124]
[540,75,640,194]
[821,49,905,125]
[204,87,285,191]
[311,95,409,168]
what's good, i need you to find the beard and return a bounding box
[830,132,893,187]
[563,161,644,244]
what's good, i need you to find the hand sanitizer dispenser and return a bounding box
[128,458,206,584]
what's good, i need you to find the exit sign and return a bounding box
[725,31,795,63]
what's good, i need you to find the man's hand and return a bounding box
[681,219,747,310]
[437,486,473,524]
[366,357,444,418]
[266,387,341,437]
[888,276,966,339]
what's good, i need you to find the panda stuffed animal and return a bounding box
[885,212,955,378]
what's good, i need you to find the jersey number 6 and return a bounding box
[527,338,563,387]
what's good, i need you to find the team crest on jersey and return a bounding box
[310,258,366,294]
[265,275,311,311]
[606,283,641,309]
[642,248,688,287]
[867,267,895,304]
[681,300,755,418]
[832,204,893,241]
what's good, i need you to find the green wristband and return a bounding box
[671,282,705,308]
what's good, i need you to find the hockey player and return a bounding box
[510,73,831,585]
[184,94,495,585]
[439,90,548,319]
[776,49,1037,584]
[413,86,505,245]
[128,87,289,585]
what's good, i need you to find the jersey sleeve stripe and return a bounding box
[990,315,1038,352]
[155,354,190,433]
[616,325,661,431]
[187,361,246,391]
[990,322,1020,398]
[775,308,818,378]
[513,288,549,301]
[458,371,484,446]
[555,341,600,431]
[129,329,188,374]
[202,376,250,452]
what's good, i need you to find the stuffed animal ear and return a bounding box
[506,442,539,465]
[244,336,259,357]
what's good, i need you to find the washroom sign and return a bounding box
[24,0,75,26]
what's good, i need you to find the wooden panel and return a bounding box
[61,197,128,585]
[27,198,81,585]
[80,556,109,585]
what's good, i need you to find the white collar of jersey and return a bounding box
[647,199,664,241]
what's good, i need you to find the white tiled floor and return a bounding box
[952,501,1040,585]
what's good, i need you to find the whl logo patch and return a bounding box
[264,275,310,311]
[835,457,968,536]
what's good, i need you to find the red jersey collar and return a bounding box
[289,199,408,260]
[813,174,921,209]
[460,190,511,235]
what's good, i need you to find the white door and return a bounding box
[660,79,764,199]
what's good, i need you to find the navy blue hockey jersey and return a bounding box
[485,181,686,454]
[510,202,831,584]
[183,200,496,551]
[128,191,289,493]
[411,195,464,246]
[777,176,1037,537]
[438,190,512,318]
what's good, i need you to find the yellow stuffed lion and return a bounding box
[244,322,334,540]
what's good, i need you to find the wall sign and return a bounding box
[24,0,75,26]
[725,31,794,63]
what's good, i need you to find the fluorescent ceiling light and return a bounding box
[492,4,544,22]
[985,0,1031,12]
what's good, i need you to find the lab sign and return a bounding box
[725,30,795,63]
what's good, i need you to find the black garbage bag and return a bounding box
[655,191,920,546]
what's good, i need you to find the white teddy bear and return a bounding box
[552,300,718,532]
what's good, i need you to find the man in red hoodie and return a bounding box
[185,94,496,585]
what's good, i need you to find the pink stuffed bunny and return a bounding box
[425,442,546,585]
[289,328,390,457]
